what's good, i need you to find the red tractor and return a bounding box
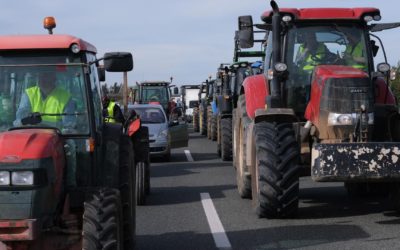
[235,1,400,218]
[0,17,137,249]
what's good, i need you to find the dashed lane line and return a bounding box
[200,192,232,249]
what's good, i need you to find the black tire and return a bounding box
[193,108,200,132]
[253,122,300,218]
[136,162,146,205]
[145,161,151,195]
[221,118,232,161]
[236,95,251,198]
[200,108,207,136]
[119,136,136,249]
[232,109,238,168]
[82,188,123,250]
[211,115,218,141]
[207,107,212,139]
[163,149,171,162]
[217,117,221,156]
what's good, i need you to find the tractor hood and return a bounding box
[0,129,63,162]
[305,65,373,140]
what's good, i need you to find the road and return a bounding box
[136,129,400,250]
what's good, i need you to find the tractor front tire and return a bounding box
[200,109,207,136]
[83,188,123,250]
[136,162,146,205]
[119,136,136,249]
[211,115,218,141]
[252,122,300,218]
[207,107,212,139]
[221,118,232,161]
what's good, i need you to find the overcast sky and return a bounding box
[1,0,399,86]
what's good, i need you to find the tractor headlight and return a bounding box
[328,113,374,126]
[12,171,34,186]
[0,171,10,185]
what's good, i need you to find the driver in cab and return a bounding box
[295,33,331,72]
[14,70,76,129]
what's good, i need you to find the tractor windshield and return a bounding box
[141,86,169,104]
[285,24,369,113]
[0,52,89,135]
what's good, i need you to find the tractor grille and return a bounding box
[320,77,373,113]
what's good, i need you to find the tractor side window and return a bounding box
[87,53,102,130]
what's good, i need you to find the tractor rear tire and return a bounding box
[221,118,232,161]
[252,122,300,218]
[83,188,123,250]
[193,108,200,132]
[119,136,136,249]
[232,109,238,168]
[136,162,146,205]
[211,115,218,141]
[145,161,151,195]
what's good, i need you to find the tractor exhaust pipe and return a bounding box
[267,0,283,108]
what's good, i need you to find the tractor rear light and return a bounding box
[11,171,34,186]
[0,172,10,186]
[70,43,80,54]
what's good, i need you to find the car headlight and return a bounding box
[159,129,168,138]
[0,171,10,185]
[328,113,374,126]
[12,171,34,186]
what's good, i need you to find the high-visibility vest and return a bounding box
[25,86,71,123]
[105,101,117,123]
[345,42,367,70]
[298,44,327,71]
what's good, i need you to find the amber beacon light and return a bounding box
[43,16,56,34]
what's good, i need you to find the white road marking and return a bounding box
[200,193,232,249]
[184,149,194,162]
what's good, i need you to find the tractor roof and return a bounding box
[261,8,380,22]
[0,34,97,53]
[139,81,170,86]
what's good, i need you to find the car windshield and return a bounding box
[0,53,89,135]
[134,107,166,124]
[285,24,369,113]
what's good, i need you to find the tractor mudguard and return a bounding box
[312,142,400,182]
[101,122,123,187]
[211,100,218,115]
[243,74,268,120]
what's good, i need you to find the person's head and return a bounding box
[38,71,56,95]
[347,32,361,45]
[150,96,159,102]
[304,33,318,50]
[102,95,110,107]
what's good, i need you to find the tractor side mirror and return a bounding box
[104,52,133,72]
[173,87,179,95]
[238,15,254,49]
[98,66,105,82]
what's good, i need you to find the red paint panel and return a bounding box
[374,77,396,105]
[262,8,379,21]
[304,65,369,125]
[243,74,268,120]
[0,35,97,53]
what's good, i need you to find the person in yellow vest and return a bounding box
[296,33,331,72]
[102,95,125,123]
[343,33,367,70]
[14,70,76,128]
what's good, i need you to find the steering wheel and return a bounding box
[310,52,343,65]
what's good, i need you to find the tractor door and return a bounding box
[169,107,188,148]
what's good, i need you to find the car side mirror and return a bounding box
[169,120,179,127]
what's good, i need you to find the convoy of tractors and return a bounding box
[1,0,400,249]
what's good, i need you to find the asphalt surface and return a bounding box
[136,129,400,250]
